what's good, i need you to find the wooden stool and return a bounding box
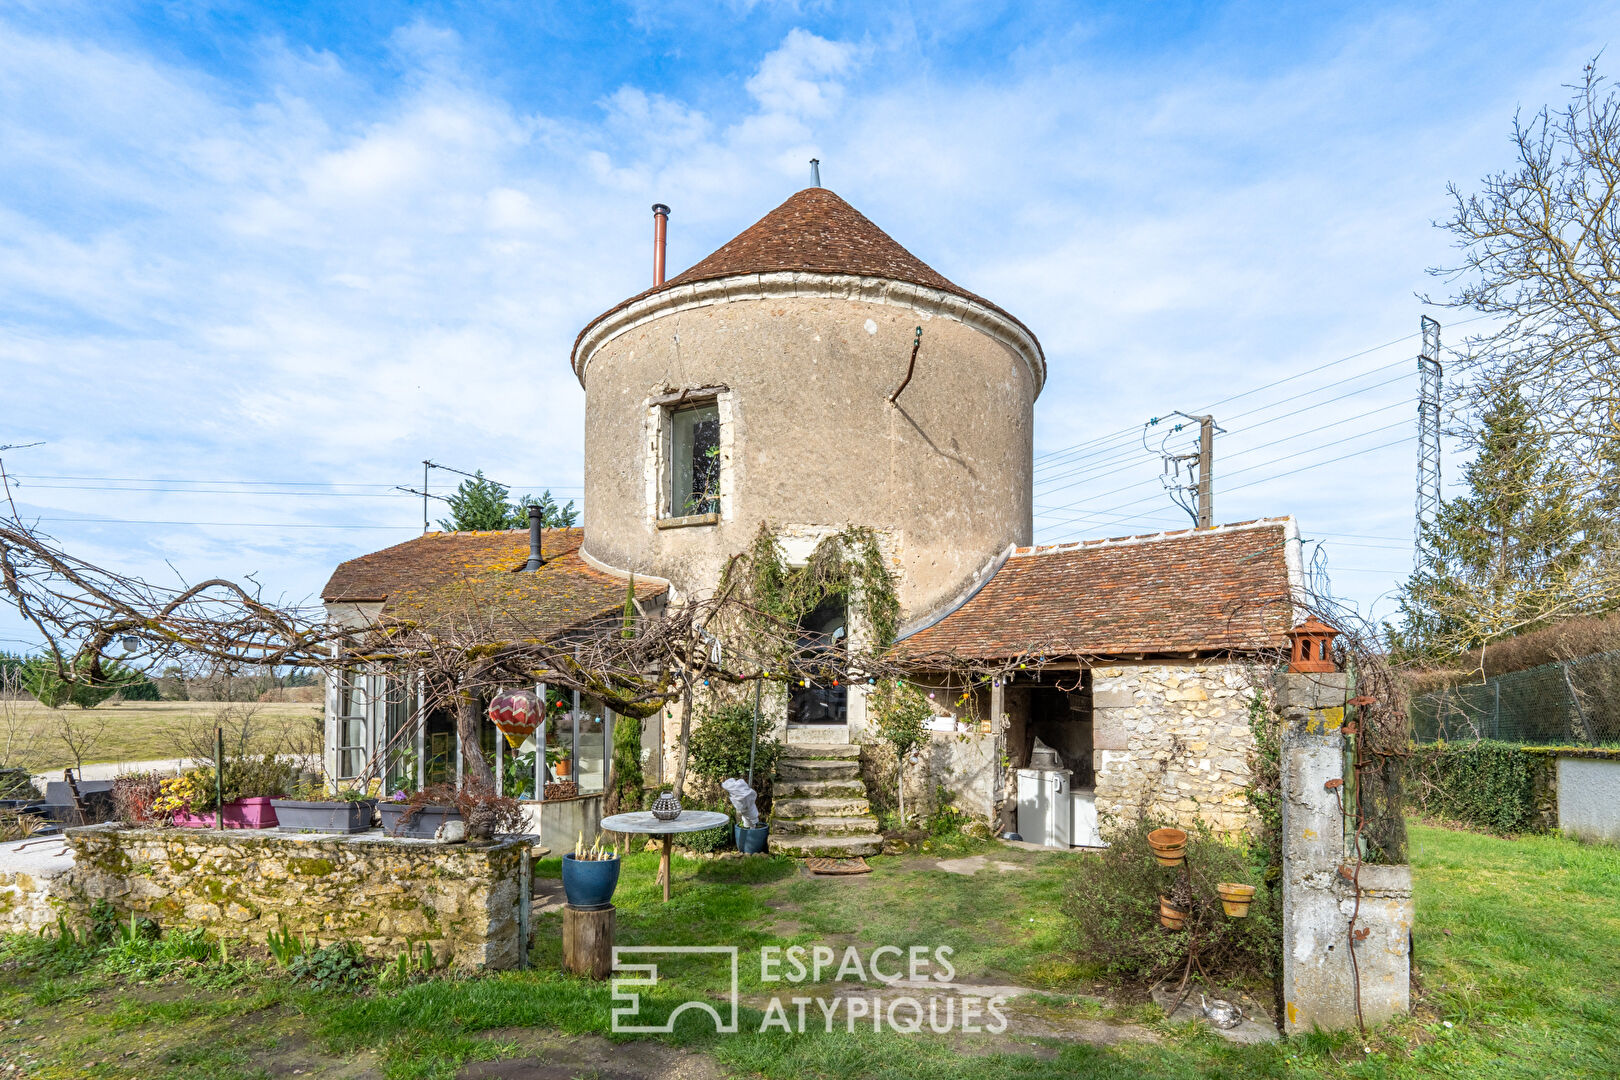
[561,903,615,980]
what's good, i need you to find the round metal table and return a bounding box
[600,810,731,902]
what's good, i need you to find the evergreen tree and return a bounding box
[21,655,158,708]
[437,472,516,531]
[518,490,580,529]
[1394,387,1594,660]
[437,471,578,531]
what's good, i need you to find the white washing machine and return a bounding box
[1016,766,1072,848]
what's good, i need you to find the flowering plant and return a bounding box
[151,772,206,815]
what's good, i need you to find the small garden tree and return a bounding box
[687,699,782,798]
[437,471,578,531]
[870,681,931,826]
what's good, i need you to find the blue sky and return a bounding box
[1,0,1616,653]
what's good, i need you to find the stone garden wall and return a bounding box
[0,866,64,934]
[1091,662,1258,834]
[58,826,530,971]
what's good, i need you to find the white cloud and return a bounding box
[745,28,859,117]
[0,8,1613,646]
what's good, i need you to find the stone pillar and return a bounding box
[1089,671,1135,823]
[1278,670,1412,1034]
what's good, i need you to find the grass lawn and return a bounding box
[0,822,1615,1078]
[0,700,322,772]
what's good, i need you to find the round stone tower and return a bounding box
[570,187,1044,628]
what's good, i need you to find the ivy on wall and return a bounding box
[1406,740,1553,834]
[719,524,901,655]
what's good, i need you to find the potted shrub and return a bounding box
[400,780,526,841]
[379,787,463,839]
[170,756,293,829]
[547,744,572,780]
[271,779,376,833]
[561,832,620,908]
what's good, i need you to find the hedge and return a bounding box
[1405,741,1552,834]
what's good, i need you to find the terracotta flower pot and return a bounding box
[1147,827,1187,867]
[1158,895,1188,931]
[1217,882,1257,917]
[554,759,572,779]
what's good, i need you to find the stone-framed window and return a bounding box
[648,387,731,526]
[667,399,720,518]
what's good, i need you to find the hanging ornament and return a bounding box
[487,689,541,751]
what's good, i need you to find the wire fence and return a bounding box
[1410,650,1620,745]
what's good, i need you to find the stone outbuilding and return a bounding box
[897,516,1302,840]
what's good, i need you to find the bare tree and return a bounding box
[1422,59,1620,649]
[1429,61,1620,482]
[0,668,44,776]
[52,707,109,774]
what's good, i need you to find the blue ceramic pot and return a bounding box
[735,823,769,854]
[561,853,621,909]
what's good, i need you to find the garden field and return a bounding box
[0,700,322,773]
[0,822,1615,1078]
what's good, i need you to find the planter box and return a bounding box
[269,799,376,834]
[173,796,280,830]
[378,802,462,839]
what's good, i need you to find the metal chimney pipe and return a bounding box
[525,504,544,571]
[652,203,670,286]
[810,158,821,187]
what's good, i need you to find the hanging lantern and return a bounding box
[487,689,541,750]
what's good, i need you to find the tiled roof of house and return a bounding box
[571,187,1038,368]
[321,529,666,640]
[898,519,1297,661]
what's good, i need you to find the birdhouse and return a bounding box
[1286,616,1339,673]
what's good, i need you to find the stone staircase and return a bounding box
[769,744,883,858]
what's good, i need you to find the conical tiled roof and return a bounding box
[571,188,1039,376]
[664,187,962,292]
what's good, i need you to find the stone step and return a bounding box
[770,815,881,838]
[773,779,868,800]
[779,743,861,761]
[778,758,860,782]
[772,796,872,820]
[768,833,884,858]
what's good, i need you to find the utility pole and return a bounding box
[1196,415,1215,528]
[422,460,430,533]
[1150,412,1221,527]
[1415,316,1442,568]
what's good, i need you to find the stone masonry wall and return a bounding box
[57,826,529,972]
[0,867,64,935]
[1091,662,1257,834]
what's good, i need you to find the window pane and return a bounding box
[670,403,720,516]
[577,709,605,794]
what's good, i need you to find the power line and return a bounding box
[1030,316,1487,470]
[1036,359,1419,488]
[1031,313,1491,487]
[31,517,417,531]
[1034,395,1414,515]
[1038,423,1414,539]
[12,474,583,490]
